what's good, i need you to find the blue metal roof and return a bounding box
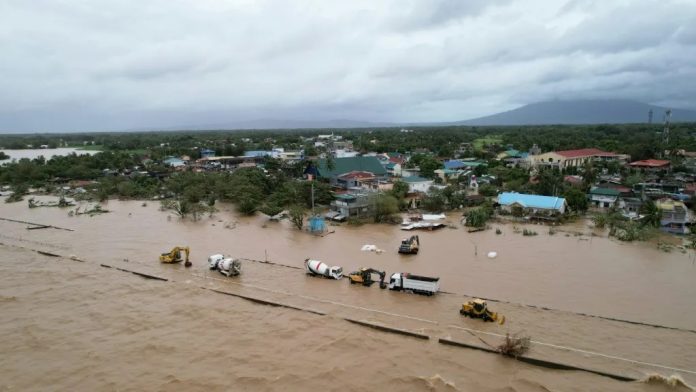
[444,160,486,170]
[498,192,566,210]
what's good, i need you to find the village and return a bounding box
[12,129,686,242]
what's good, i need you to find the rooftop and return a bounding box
[629,159,670,168]
[317,156,387,178]
[338,171,376,180]
[589,188,621,196]
[401,176,432,183]
[555,148,614,158]
[498,192,566,210]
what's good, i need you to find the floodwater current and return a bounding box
[1,197,695,391]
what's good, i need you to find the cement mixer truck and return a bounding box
[208,254,241,277]
[304,259,343,280]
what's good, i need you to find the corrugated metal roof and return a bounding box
[498,192,566,210]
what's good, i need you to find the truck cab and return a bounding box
[388,273,401,290]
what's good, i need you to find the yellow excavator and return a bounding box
[348,268,387,289]
[159,246,192,267]
[460,299,505,324]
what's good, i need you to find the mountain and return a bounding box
[154,118,396,131]
[457,99,696,126]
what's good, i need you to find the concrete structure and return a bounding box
[497,192,567,216]
[657,199,691,234]
[629,159,670,171]
[402,176,434,193]
[528,148,626,169]
[330,193,373,218]
[163,157,186,168]
[588,187,620,209]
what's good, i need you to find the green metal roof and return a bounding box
[589,188,621,196]
[317,156,387,178]
[401,176,432,183]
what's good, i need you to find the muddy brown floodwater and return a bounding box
[1,197,695,391]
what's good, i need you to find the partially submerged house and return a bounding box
[402,176,434,193]
[316,156,387,187]
[329,193,373,219]
[588,187,621,209]
[497,192,567,218]
[657,199,691,234]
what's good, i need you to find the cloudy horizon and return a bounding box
[2,0,696,133]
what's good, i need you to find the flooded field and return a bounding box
[1,197,695,390]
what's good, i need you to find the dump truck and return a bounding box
[208,254,241,277]
[398,235,420,254]
[388,272,439,295]
[304,259,343,280]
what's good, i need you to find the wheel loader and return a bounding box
[460,299,505,324]
[159,246,192,267]
[398,235,419,254]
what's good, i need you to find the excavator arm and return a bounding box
[159,246,192,267]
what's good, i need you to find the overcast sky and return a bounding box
[2,0,695,132]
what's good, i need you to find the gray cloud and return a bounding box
[0,0,695,132]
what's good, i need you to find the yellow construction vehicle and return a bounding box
[159,246,192,267]
[398,235,419,254]
[460,299,505,324]
[348,268,387,289]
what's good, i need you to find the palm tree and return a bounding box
[640,199,661,228]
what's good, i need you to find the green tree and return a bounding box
[640,199,661,228]
[289,204,305,229]
[563,187,588,213]
[372,194,399,223]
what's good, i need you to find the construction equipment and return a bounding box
[159,246,191,267]
[208,254,241,277]
[460,299,505,324]
[304,259,343,280]
[348,268,387,289]
[388,272,439,295]
[398,235,420,254]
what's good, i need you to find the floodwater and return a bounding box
[1,197,695,391]
[0,147,99,163]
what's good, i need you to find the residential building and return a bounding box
[334,149,359,158]
[330,193,373,218]
[401,176,434,193]
[200,149,216,158]
[401,167,421,178]
[657,199,691,234]
[434,168,469,184]
[316,156,387,185]
[629,159,671,172]
[497,192,567,216]
[444,159,487,170]
[336,171,378,189]
[385,162,402,177]
[528,148,626,169]
[163,157,186,168]
[618,197,643,220]
[588,187,620,209]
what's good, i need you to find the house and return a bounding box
[334,149,359,158]
[497,192,567,216]
[163,157,186,168]
[336,171,377,189]
[200,149,216,158]
[657,199,691,234]
[316,156,387,185]
[618,197,643,220]
[588,187,621,209]
[330,193,373,218]
[444,160,487,170]
[401,167,421,178]
[402,176,434,193]
[529,148,626,169]
[629,159,670,171]
[385,162,402,177]
[564,175,584,188]
[434,168,469,183]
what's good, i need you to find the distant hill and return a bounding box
[457,100,696,126]
[157,118,396,131]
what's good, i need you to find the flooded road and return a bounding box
[1,197,695,390]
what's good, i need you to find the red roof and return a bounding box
[629,159,670,168]
[338,171,376,180]
[555,148,615,158]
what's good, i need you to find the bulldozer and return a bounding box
[398,235,419,254]
[159,246,192,267]
[348,268,387,289]
[460,299,505,324]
